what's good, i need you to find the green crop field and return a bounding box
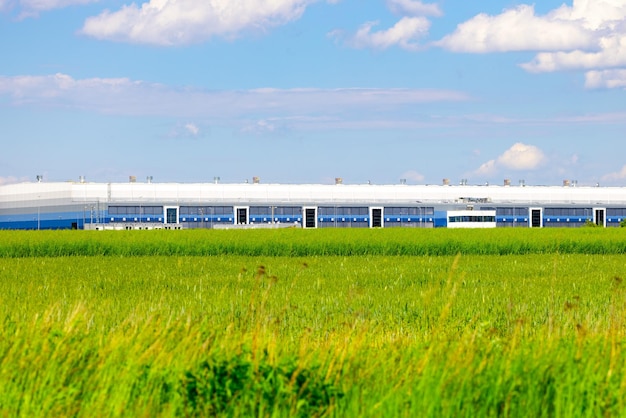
[1,229,626,416]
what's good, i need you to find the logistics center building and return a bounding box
[1,178,625,230]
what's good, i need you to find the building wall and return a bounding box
[3,181,626,229]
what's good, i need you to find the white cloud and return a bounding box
[475,159,498,176]
[602,165,626,181]
[435,0,626,79]
[548,0,626,32]
[386,0,442,17]
[522,35,626,73]
[475,143,546,175]
[400,170,425,182]
[331,0,439,51]
[184,123,199,136]
[0,73,143,111]
[330,16,431,51]
[498,143,546,170]
[166,121,202,138]
[241,119,279,134]
[436,4,597,53]
[0,73,469,125]
[585,69,626,88]
[81,0,314,45]
[21,0,98,11]
[0,176,28,185]
[1,0,99,17]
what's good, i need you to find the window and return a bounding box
[495,207,528,216]
[607,208,626,217]
[448,215,495,223]
[143,206,162,215]
[544,208,591,217]
[109,206,139,215]
[385,207,434,216]
[250,206,270,216]
[180,206,233,216]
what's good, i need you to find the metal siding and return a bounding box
[4,181,626,229]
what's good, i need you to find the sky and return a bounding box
[1,0,626,187]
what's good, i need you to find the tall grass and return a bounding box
[1,230,626,415]
[1,227,626,257]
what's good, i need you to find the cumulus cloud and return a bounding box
[330,0,439,51]
[386,0,442,17]
[330,16,431,51]
[522,35,626,73]
[602,165,626,182]
[585,69,626,88]
[475,143,546,175]
[80,0,314,45]
[475,159,498,176]
[436,0,626,83]
[436,4,597,53]
[498,143,546,170]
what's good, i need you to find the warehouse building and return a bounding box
[1,177,624,230]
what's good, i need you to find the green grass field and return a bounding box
[1,229,626,416]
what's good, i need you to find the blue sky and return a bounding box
[1,0,626,186]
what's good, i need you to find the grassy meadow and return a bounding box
[1,228,626,416]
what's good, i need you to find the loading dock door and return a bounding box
[304,207,317,229]
[595,208,606,227]
[371,208,382,228]
[530,208,542,228]
[165,207,179,225]
[236,207,248,225]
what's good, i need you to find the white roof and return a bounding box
[2,181,626,209]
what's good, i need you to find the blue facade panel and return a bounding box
[0,211,89,230]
